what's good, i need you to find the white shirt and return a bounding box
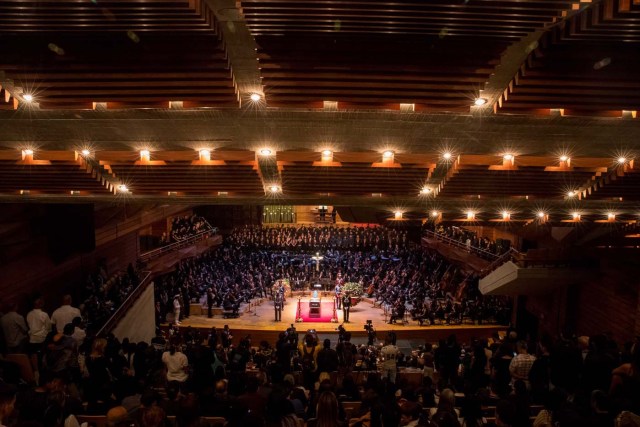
[26,308,51,344]
[162,351,188,382]
[72,327,87,346]
[381,344,399,368]
[51,305,81,331]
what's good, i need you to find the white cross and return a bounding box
[311,252,324,272]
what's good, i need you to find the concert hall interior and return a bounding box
[1,1,640,426]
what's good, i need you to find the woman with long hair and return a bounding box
[315,392,344,427]
[85,338,114,413]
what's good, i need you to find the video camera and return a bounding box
[364,319,374,332]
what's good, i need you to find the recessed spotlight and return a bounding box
[23,94,33,102]
[442,152,452,160]
[474,97,487,106]
[199,149,211,161]
[269,185,280,193]
[250,93,261,102]
[617,157,627,164]
[140,149,150,161]
[260,149,273,156]
[503,154,514,161]
[382,150,394,159]
[81,149,91,156]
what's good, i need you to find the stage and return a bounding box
[174,292,507,346]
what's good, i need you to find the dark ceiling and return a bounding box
[0,0,638,218]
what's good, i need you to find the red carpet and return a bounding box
[298,302,336,323]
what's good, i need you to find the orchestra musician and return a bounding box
[366,283,375,297]
[388,298,405,324]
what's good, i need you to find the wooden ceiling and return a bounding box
[0,1,638,212]
[0,0,637,115]
[0,0,237,109]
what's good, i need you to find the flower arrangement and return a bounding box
[342,282,363,297]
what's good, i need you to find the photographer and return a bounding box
[364,320,376,346]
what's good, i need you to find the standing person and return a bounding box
[1,301,27,354]
[161,342,189,390]
[316,339,339,374]
[206,288,214,319]
[221,325,232,350]
[381,335,400,383]
[181,285,191,319]
[342,293,351,323]
[50,295,81,334]
[173,294,181,325]
[334,283,342,310]
[509,341,536,389]
[26,297,51,374]
[274,292,283,322]
[331,208,337,224]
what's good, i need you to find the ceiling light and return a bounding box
[260,148,272,156]
[474,98,487,106]
[23,94,33,102]
[250,93,261,102]
[81,149,91,156]
[442,152,452,160]
[617,157,627,164]
[199,149,211,161]
[269,185,280,193]
[503,154,514,161]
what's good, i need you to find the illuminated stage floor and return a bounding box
[175,294,506,345]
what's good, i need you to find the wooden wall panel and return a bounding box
[0,231,138,314]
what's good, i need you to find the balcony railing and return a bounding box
[423,230,502,261]
[96,270,151,337]
[139,226,218,263]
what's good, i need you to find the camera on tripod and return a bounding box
[364,319,374,332]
